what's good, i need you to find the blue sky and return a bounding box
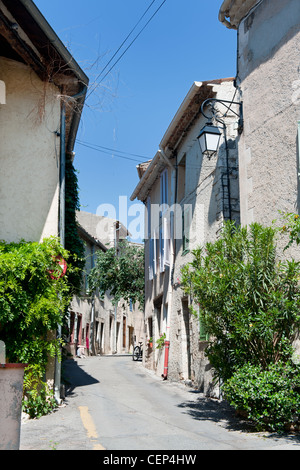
[35,0,237,238]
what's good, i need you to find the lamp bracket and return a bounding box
[201,98,243,134]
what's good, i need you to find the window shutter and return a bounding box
[149,238,154,281]
[153,229,157,277]
[164,217,170,267]
[159,225,164,272]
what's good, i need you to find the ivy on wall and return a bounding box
[64,158,85,296]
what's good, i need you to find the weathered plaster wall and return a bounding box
[0,57,61,243]
[237,0,300,246]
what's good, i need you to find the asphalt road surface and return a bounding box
[20,355,300,451]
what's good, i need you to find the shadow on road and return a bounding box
[62,359,99,396]
[178,393,255,432]
[178,391,300,446]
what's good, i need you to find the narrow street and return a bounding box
[20,355,300,451]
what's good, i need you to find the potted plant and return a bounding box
[156,333,166,349]
[148,337,153,348]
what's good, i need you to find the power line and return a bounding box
[77,140,150,160]
[76,140,150,163]
[92,0,157,84]
[86,0,167,100]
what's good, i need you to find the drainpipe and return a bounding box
[54,99,66,404]
[158,148,176,380]
[54,84,88,403]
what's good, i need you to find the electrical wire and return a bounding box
[86,0,167,100]
[77,139,150,160]
[76,140,150,163]
[92,0,157,84]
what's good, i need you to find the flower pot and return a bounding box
[0,364,26,450]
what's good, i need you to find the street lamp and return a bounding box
[197,98,243,158]
[197,122,222,158]
[197,97,243,221]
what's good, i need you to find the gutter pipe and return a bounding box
[54,99,66,404]
[54,84,88,403]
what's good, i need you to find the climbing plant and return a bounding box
[64,159,85,295]
[0,237,73,417]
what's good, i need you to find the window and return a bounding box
[149,169,171,278]
[159,169,170,271]
[147,197,153,281]
[159,216,171,272]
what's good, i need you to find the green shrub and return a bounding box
[0,237,73,417]
[222,361,300,432]
[23,364,57,419]
[181,222,300,381]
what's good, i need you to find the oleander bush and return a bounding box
[181,221,300,432]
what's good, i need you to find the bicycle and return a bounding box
[132,342,143,361]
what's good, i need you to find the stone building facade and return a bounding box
[131,78,240,395]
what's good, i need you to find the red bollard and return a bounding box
[163,340,170,380]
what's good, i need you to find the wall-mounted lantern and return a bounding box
[197,97,243,220]
[197,122,222,158]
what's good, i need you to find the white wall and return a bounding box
[0,57,61,243]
